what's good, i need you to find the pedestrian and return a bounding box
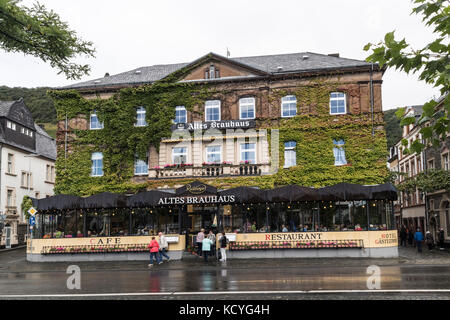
[196,228,205,256]
[425,231,434,251]
[207,230,216,257]
[282,224,288,232]
[400,226,407,247]
[148,236,161,267]
[158,232,170,262]
[407,228,414,246]
[219,232,229,262]
[438,227,445,250]
[414,228,424,253]
[201,236,213,262]
[251,221,257,233]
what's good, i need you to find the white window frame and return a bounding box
[90,112,104,130]
[206,145,222,163]
[91,152,104,177]
[135,106,147,127]
[443,153,449,171]
[6,188,15,207]
[175,106,187,124]
[205,100,221,122]
[172,147,187,164]
[284,141,297,168]
[239,97,256,120]
[7,153,14,174]
[333,139,347,166]
[6,121,11,129]
[134,158,148,175]
[329,92,347,115]
[240,143,256,164]
[281,95,297,118]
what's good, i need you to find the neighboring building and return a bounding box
[389,105,426,232]
[423,95,450,246]
[0,98,56,248]
[52,51,388,196]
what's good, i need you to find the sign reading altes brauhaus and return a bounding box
[158,195,235,205]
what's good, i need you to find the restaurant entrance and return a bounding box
[184,206,219,250]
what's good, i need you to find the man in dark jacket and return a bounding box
[400,226,407,247]
[414,228,424,253]
[438,227,445,250]
[407,228,414,247]
[425,231,434,251]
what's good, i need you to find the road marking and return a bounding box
[0,289,450,298]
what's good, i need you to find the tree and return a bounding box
[364,0,449,154]
[0,0,95,80]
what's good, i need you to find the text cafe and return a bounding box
[26,181,398,262]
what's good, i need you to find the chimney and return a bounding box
[104,72,110,77]
[328,53,340,58]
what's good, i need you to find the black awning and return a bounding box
[369,183,398,201]
[127,190,174,207]
[218,186,266,203]
[35,194,84,211]
[267,185,319,202]
[317,183,371,201]
[81,192,128,209]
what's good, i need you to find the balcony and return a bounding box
[149,163,268,179]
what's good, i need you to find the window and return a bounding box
[51,166,55,182]
[90,112,104,130]
[209,65,215,79]
[21,127,25,134]
[205,100,220,121]
[239,98,255,120]
[281,95,297,118]
[135,107,147,127]
[428,159,434,170]
[206,146,221,163]
[175,106,187,124]
[284,141,297,168]
[333,139,347,166]
[6,121,16,130]
[443,153,449,171]
[7,153,14,173]
[46,165,55,182]
[91,152,103,177]
[329,92,346,115]
[6,189,15,207]
[240,143,256,164]
[172,147,187,164]
[46,165,51,181]
[21,172,32,188]
[35,192,40,199]
[134,158,148,175]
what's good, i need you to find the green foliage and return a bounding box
[0,86,56,123]
[50,77,389,195]
[0,0,95,79]
[21,195,32,219]
[397,169,450,193]
[365,0,450,154]
[383,108,403,149]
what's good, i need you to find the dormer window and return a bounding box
[205,65,220,79]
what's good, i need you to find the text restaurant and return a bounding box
[26,181,398,261]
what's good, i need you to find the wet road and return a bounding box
[1,248,450,299]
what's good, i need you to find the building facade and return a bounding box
[0,99,56,248]
[52,52,388,195]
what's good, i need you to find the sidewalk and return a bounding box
[398,245,450,265]
[0,245,26,253]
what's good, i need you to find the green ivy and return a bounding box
[397,169,450,193]
[48,76,389,195]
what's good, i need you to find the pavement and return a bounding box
[0,246,449,300]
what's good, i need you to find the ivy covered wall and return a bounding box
[48,75,388,196]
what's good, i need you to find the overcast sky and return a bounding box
[0,0,442,110]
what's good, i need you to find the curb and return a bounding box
[0,245,26,253]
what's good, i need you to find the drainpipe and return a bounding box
[370,63,375,137]
[64,113,68,159]
[422,138,429,233]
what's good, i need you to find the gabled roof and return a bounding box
[0,100,16,117]
[34,124,56,160]
[61,51,376,91]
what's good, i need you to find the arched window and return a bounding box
[281,95,297,118]
[333,139,347,166]
[135,107,147,127]
[284,141,297,168]
[91,152,103,176]
[329,92,347,115]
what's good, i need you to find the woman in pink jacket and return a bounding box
[148,237,161,267]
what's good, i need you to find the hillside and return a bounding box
[0,86,56,124]
[383,108,402,150]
